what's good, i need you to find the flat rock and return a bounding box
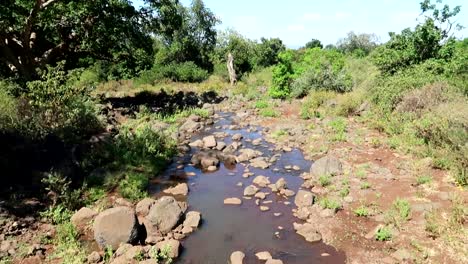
[256,251,272,260]
[163,183,189,196]
[224,198,242,205]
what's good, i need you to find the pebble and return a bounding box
[274,213,282,217]
[260,206,270,211]
[224,198,242,205]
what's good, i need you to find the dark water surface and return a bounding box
[150,112,346,263]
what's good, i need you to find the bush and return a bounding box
[299,91,336,119]
[0,82,18,132]
[375,226,392,241]
[269,51,294,98]
[119,173,149,201]
[136,62,209,85]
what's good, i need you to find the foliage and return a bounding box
[269,51,294,98]
[259,108,280,118]
[304,39,323,49]
[291,48,352,97]
[385,198,411,227]
[299,91,336,119]
[149,245,173,264]
[337,31,379,56]
[255,100,269,109]
[319,197,342,212]
[40,205,73,225]
[375,226,392,241]
[354,205,370,217]
[255,38,287,68]
[118,172,149,201]
[328,117,347,142]
[41,172,83,210]
[319,174,332,187]
[137,61,209,84]
[416,175,433,185]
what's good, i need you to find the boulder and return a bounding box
[163,183,189,196]
[202,135,217,148]
[255,251,272,260]
[87,251,101,263]
[201,156,219,169]
[216,141,227,151]
[93,207,140,249]
[294,190,315,208]
[232,133,243,141]
[180,119,202,133]
[156,239,180,258]
[135,198,156,217]
[250,157,270,169]
[230,251,245,264]
[243,185,259,196]
[71,207,97,230]
[310,156,343,177]
[293,223,322,243]
[144,196,183,235]
[189,139,204,148]
[253,176,270,187]
[183,211,201,229]
[275,178,287,190]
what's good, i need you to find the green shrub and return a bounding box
[354,205,370,217]
[328,117,347,142]
[299,91,336,119]
[291,48,352,97]
[119,172,149,201]
[319,197,342,212]
[269,51,294,99]
[319,174,332,187]
[255,100,269,109]
[136,62,209,84]
[375,226,392,241]
[416,175,433,185]
[259,108,280,118]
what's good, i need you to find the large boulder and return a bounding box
[144,196,183,235]
[93,207,140,249]
[310,156,343,177]
[294,190,315,208]
[135,198,156,217]
[71,207,97,231]
[202,135,217,148]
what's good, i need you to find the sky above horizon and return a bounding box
[133,0,468,48]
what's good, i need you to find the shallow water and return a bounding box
[150,112,346,263]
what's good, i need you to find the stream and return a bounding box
[150,112,346,263]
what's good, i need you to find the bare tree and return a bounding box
[227,52,237,86]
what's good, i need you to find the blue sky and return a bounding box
[134,0,468,48]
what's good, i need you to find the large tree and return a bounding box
[0,0,169,81]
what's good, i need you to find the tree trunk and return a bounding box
[227,52,237,86]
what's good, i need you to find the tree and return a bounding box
[255,37,286,67]
[0,0,157,81]
[420,0,463,39]
[304,39,323,49]
[337,32,379,56]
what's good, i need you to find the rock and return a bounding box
[216,141,227,151]
[292,165,301,171]
[230,251,245,264]
[189,139,204,148]
[274,213,282,217]
[156,239,180,258]
[202,135,217,148]
[296,207,311,220]
[232,133,243,141]
[253,176,270,187]
[18,256,42,264]
[163,183,189,196]
[255,251,272,260]
[93,207,140,249]
[275,178,287,190]
[115,198,133,207]
[237,148,262,162]
[145,196,183,235]
[294,190,315,208]
[252,138,262,145]
[180,119,202,133]
[266,259,283,264]
[135,198,156,217]
[294,223,322,243]
[280,189,295,197]
[183,211,201,228]
[310,156,343,177]
[224,198,242,205]
[243,185,259,196]
[260,206,270,212]
[255,192,267,200]
[207,166,217,171]
[71,207,97,230]
[320,209,335,218]
[87,251,101,263]
[365,224,384,240]
[201,156,219,169]
[250,157,270,169]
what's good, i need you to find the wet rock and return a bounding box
[274,213,282,217]
[294,223,322,243]
[189,139,204,148]
[145,196,183,235]
[230,251,245,264]
[93,207,140,249]
[183,211,201,229]
[216,141,227,151]
[252,138,262,145]
[250,157,270,169]
[87,251,101,263]
[280,189,295,197]
[260,206,270,212]
[294,190,315,208]
[253,175,270,187]
[275,178,287,190]
[243,185,259,196]
[237,148,262,162]
[255,192,267,200]
[136,198,156,217]
[232,133,243,141]
[200,156,219,169]
[164,183,189,196]
[202,135,217,148]
[310,156,343,177]
[71,207,97,231]
[292,165,301,171]
[266,259,284,264]
[207,166,217,171]
[156,239,180,258]
[256,251,272,260]
[224,198,242,205]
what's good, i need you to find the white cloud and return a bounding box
[287,24,306,32]
[335,12,352,20]
[302,13,322,21]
